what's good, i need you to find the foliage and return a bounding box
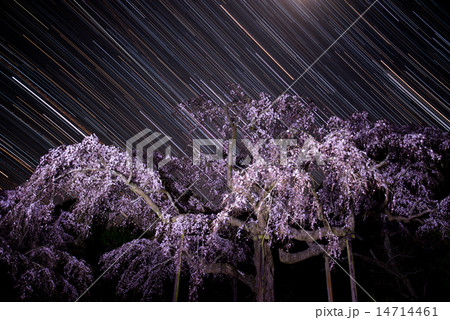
[0,88,448,301]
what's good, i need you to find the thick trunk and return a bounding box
[253,239,275,302]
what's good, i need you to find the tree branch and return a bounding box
[288,226,348,242]
[279,238,347,265]
[227,216,259,235]
[204,263,256,293]
[56,167,167,221]
[375,154,389,168]
[279,243,325,264]
[385,209,433,223]
[157,189,179,214]
[112,171,164,220]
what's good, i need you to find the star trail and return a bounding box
[1,0,449,189]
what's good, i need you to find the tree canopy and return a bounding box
[1,88,448,301]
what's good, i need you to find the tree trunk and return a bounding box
[253,239,275,301]
[172,233,184,302]
[347,238,358,302]
[324,255,333,302]
[232,278,238,302]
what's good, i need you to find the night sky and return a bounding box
[1,0,449,190]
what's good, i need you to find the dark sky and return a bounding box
[1,0,449,189]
